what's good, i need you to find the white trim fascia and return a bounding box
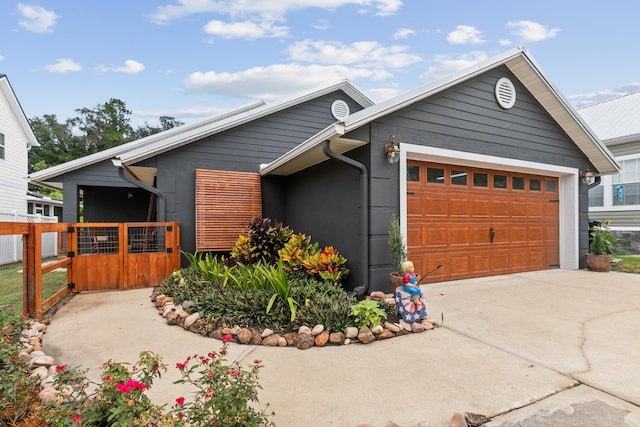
[399,143,580,270]
[0,76,39,148]
[259,123,344,175]
[590,206,640,212]
[609,226,640,231]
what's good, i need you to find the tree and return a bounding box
[132,116,184,140]
[70,98,134,154]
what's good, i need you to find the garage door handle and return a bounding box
[490,227,495,243]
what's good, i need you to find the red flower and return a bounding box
[220,349,227,355]
[55,364,68,372]
[176,396,185,406]
[221,335,234,343]
[116,383,131,394]
[254,359,262,364]
[176,362,186,369]
[231,369,239,377]
[72,413,83,423]
[207,351,215,358]
[21,312,28,318]
[178,413,184,419]
[206,371,214,378]
[104,375,112,382]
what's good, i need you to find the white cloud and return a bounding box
[183,63,381,99]
[17,4,58,33]
[364,87,399,103]
[447,25,485,45]
[0,55,4,61]
[507,20,559,42]
[393,28,416,40]
[498,39,512,46]
[96,60,145,74]
[313,19,330,30]
[570,82,640,108]
[203,19,288,39]
[115,60,145,74]
[288,39,421,68]
[150,0,402,25]
[420,51,489,82]
[45,58,82,73]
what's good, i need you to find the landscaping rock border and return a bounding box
[151,290,441,350]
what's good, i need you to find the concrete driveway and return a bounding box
[43,269,640,426]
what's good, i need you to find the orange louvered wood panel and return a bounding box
[195,169,262,251]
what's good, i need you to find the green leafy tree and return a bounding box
[71,98,134,154]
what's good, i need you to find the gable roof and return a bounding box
[0,74,39,148]
[578,90,640,145]
[29,80,373,190]
[261,47,620,176]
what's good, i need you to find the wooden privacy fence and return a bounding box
[0,222,180,319]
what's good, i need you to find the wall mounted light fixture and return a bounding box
[384,135,400,164]
[580,168,596,185]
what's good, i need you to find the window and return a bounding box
[0,133,4,160]
[589,185,604,207]
[512,176,525,190]
[494,175,507,189]
[613,157,640,206]
[426,167,445,184]
[451,170,467,186]
[545,180,557,193]
[407,165,420,182]
[529,179,541,191]
[473,173,488,187]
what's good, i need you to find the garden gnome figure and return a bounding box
[394,260,427,323]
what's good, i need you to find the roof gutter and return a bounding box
[112,159,166,222]
[322,140,369,297]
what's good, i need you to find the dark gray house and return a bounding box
[30,47,619,294]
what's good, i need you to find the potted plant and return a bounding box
[388,214,408,290]
[586,220,616,272]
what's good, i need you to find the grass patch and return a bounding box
[0,260,67,312]
[611,255,640,274]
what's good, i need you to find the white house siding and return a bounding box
[0,82,30,214]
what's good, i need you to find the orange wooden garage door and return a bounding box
[406,161,559,283]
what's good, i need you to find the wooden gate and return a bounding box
[69,222,180,292]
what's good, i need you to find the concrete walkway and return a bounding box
[43,269,640,426]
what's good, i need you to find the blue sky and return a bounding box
[1,0,639,127]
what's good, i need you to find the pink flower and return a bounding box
[126,379,147,391]
[254,359,262,365]
[8,305,15,311]
[176,362,186,369]
[116,383,131,394]
[221,335,234,343]
[231,369,239,377]
[220,349,227,355]
[205,389,214,399]
[206,371,214,378]
[55,364,68,372]
[207,352,215,358]
[72,413,83,423]
[176,396,185,406]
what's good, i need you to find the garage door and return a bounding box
[406,161,559,283]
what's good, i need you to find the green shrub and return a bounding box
[349,299,387,328]
[230,216,293,265]
[293,280,356,331]
[279,233,319,272]
[302,246,349,286]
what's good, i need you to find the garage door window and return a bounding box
[451,170,468,186]
[530,179,541,191]
[512,176,525,190]
[407,165,420,182]
[473,172,488,187]
[427,167,445,184]
[494,175,507,189]
[546,180,557,192]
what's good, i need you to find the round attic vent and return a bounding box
[331,99,350,120]
[495,77,516,109]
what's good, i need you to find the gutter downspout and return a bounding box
[112,159,166,222]
[322,140,369,297]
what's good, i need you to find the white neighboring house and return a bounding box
[579,90,640,254]
[0,74,39,214]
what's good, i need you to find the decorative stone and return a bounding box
[357,326,375,344]
[1,324,13,335]
[450,412,468,427]
[385,298,395,305]
[278,337,287,347]
[329,331,345,345]
[399,319,412,331]
[384,322,401,333]
[298,326,311,335]
[370,325,383,335]
[251,330,263,345]
[166,311,179,325]
[376,329,395,340]
[163,304,176,317]
[31,355,55,368]
[221,327,233,335]
[209,329,223,340]
[296,334,315,350]
[262,334,281,346]
[184,312,200,328]
[422,321,434,330]
[181,300,194,310]
[345,326,358,339]
[30,365,49,381]
[314,331,329,347]
[370,291,386,300]
[230,325,242,335]
[284,332,299,346]
[344,338,351,345]
[236,328,253,344]
[311,324,324,336]
[411,322,425,333]
[31,322,46,332]
[39,386,60,403]
[261,328,274,338]
[178,310,190,319]
[29,350,46,358]
[22,343,34,353]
